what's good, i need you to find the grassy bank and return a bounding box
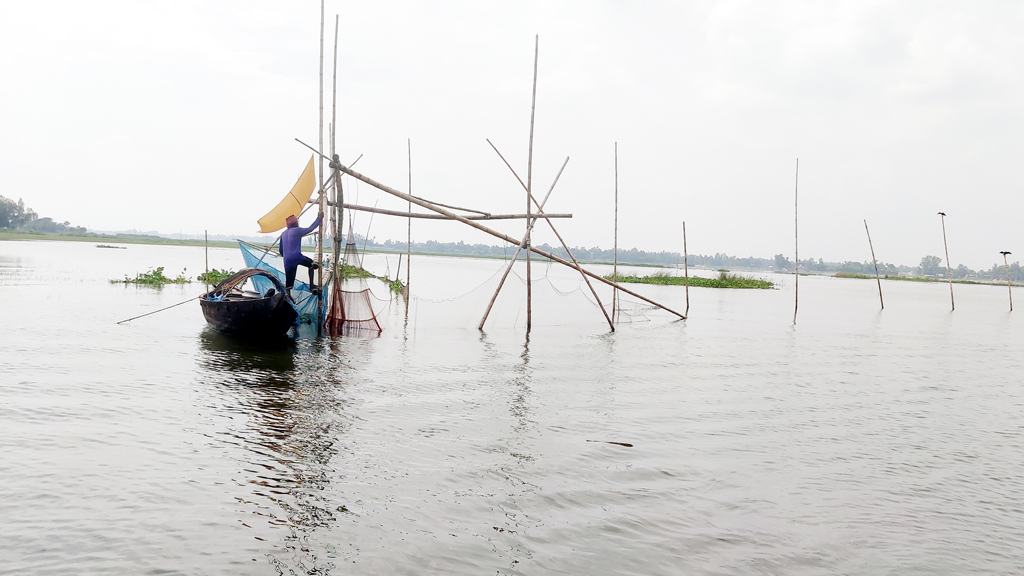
[606,270,775,289]
[835,272,995,286]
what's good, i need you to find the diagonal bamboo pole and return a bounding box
[864,219,883,310]
[939,212,954,311]
[324,160,687,320]
[477,157,566,330]
[485,140,614,331]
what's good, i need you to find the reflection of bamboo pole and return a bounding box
[330,161,688,320]
[939,212,954,311]
[793,158,799,323]
[485,140,613,331]
[525,35,539,334]
[864,219,883,309]
[613,142,619,323]
[1001,251,1013,312]
[683,221,689,317]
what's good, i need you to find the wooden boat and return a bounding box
[200,268,298,338]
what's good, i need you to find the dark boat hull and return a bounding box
[200,291,298,338]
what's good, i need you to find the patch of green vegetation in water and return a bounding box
[606,269,774,289]
[197,268,235,284]
[111,266,190,286]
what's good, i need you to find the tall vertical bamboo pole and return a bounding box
[525,35,539,333]
[683,221,689,317]
[331,15,340,268]
[407,138,412,295]
[864,219,883,309]
[315,0,325,335]
[613,142,619,323]
[939,212,953,311]
[793,158,799,323]
[1001,251,1013,312]
[204,229,208,285]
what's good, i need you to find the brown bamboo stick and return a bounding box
[613,142,619,323]
[939,212,954,311]
[322,202,571,220]
[864,219,883,309]
[793,158,799,323]
[330,162,687,320]
[682,221,689,317]
[525,35,539,334]
[485,141,614,331]
[407,138,412,295]
[1001,251,1013,312]
[315,0,326,335]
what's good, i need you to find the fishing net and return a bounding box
[325,229,382,337]
[239,241,327,323]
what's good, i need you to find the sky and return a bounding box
[2,0,1023,270]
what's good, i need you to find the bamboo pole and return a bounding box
[407,138,412,295]
[864,220,883,310]
[1001,251,1013,312]
[793,158,799,323]
[683,221,689,317]
[478,159,565,330]
[315,0,325,335]
[331,203,571,220]
[484,141,613,331]
[204,229,208,286]
[328,161,687,320]
[525,34,539,333]
[613,142,619,323]
[939,212,954,311]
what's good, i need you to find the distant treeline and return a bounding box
[358,235,1022,280]
[0,195,87,234]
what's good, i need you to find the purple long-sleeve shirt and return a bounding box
[280,214,322,268]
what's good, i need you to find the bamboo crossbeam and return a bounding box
[332,202,570,220]
[330,162,687,321]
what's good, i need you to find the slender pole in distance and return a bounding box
[864,219,883,309]
[793,158,799,323]
[939,212,954,311]
[407,138,412,297]
[1001,251,1013,312]
[682,221,689,317]
[613,142,619,323]
[525,35,539,334]
[204,230,209,286]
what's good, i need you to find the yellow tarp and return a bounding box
[257,155,317,233]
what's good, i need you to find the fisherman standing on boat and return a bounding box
[281,212,323,295]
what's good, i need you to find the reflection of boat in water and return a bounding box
[200,269,299,338]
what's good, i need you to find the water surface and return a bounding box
[2,240,1023,575]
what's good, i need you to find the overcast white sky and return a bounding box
[2,1,1023,269]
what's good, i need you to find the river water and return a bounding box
[2,239,1024,575]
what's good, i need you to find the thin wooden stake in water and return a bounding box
[939,212,954,311]
[525,34,539,334]
[613,142,619,323]
[683,221,689,317]
[1001,251,1013,312]
[864,219,883,309]
[793,158,799,323]
[407,138,412,296]
[204,229,209,286]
